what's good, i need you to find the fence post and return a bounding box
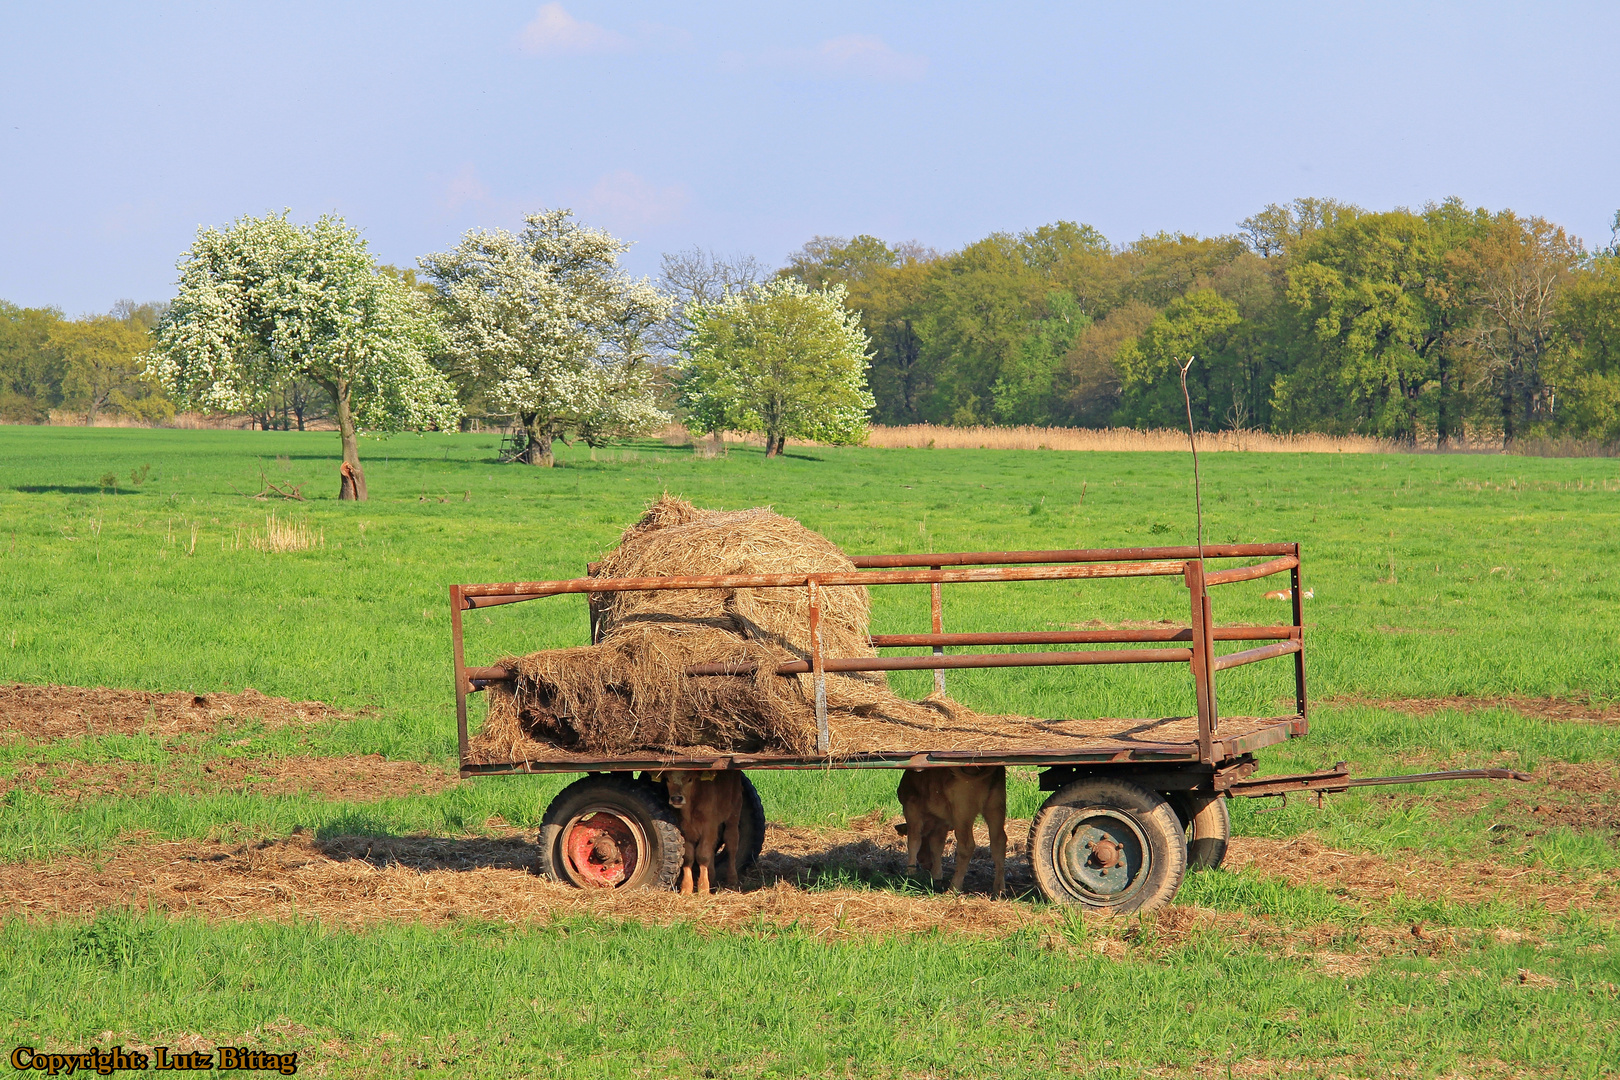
[1185,562,1217,765]
[1291,543,1308,722]
[450,584,469,765]
[930,566,945,695]
[808,578,830,754]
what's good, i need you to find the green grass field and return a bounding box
[2,426,1618,1077]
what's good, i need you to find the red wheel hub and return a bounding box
[563,811,640,887]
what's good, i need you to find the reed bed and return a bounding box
[865,424,1397,454]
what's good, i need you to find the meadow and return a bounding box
[1,425,1618,1077]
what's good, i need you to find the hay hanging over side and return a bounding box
[467,495,1017,763]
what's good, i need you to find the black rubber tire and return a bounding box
[1029,778,1187,913]
[538,774,684,891]
[1175,793,1230,871]
[717,774,767,876]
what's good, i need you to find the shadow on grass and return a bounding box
[299,827,1031,897]
[15,485,118,494]
[749,837,1036,899]
[314,832,539,873]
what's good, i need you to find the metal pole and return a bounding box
[930,565,945,695]
[450,584,469,764]
[1291,543,1308,722]
[1186,562,1216,765]
[807,579,830,754]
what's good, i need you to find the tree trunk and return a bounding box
[332,378,368,501]
[520,413,555,466]
[1435,351,1451,450]
[764,433,782,458]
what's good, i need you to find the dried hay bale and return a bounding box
[468,496,1014,762]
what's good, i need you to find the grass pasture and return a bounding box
[1,425,1618,1077]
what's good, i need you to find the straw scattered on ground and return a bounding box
[0,683,346,741]
[3,824,1614,940]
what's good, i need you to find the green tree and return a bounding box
[679,278,875,456]
[1552,250,1620,439]
[1453,213,1584,443]
[146,212,458,500]
[1059,301,1157,426]
[0,302,65,423]
[991,291,1090,425]
[53,315,172,425]
[1275,211,1445,440]
[780,235,900,291]
[915,234,1048,424]
[1114,289,1242,428]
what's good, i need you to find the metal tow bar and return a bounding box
[1224,762,1533,806]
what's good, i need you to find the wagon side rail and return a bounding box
[449,545,1309,766]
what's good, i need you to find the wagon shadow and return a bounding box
[745,836,1038,900]
[313,833,539,873]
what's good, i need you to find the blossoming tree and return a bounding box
[420,209,670,466]
[144,212,459,500]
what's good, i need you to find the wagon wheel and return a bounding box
[1028,779,1187,913]
[538,775,684,890]
[1169,791,1231,871]
[716,774,766,876]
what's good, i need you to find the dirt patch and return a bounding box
[1225,833,1620,917]
[0,683,346,741]
[2,754,455,802]
[1326,694,1620,724]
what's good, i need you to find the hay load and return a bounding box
[467,496,1000,763]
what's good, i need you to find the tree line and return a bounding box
[5,197,1619,495]
[780,198,1620,447]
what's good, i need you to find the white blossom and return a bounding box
[420,209,671,464]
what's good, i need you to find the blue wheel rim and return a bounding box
[1054,808,1151,905]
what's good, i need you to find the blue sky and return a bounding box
[4,2,1617,314]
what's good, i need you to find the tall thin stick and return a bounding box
[1178,357,1206,564]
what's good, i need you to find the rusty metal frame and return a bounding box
[449,545,1310,775]
[1225,762,1531,798]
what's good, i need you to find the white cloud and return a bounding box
[722,34,928,82]
[583,170,690,231]
[518,3,627,55]
[812,35,928,81]
[443,164,489,212]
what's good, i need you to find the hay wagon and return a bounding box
[448,545,1525,913]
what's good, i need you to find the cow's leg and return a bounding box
[925,823,946,884]
[695,817,721,896]
[902,808,925,874]
[949,808,979,892]
[986,782,1008,898]
[679,837,696,894]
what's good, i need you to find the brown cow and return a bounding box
[655,770,744,895]
[895,766,1007,896]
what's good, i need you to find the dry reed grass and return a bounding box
[865,424,1396,454]
[231,511,324,553]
